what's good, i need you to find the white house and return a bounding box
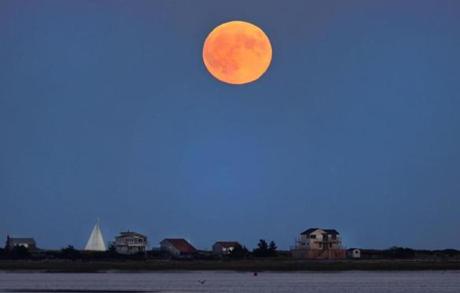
[292,228,346,259]
[114,231,148,255]
[296,228,343,250]
[347,248,361,259]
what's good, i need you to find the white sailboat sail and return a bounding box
[85,220,106,251]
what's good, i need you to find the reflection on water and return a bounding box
[0,271,459,293]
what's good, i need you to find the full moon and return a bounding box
[203,21,272,85]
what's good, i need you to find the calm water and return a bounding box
[0,271,459,293]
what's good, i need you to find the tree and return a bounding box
[107,244,119,258]
[228,245,249,259]
[258,239,268,251]
[253,239,269,257]
[386,247,415,259]
[268,241,278,257]
[253,239,278,257]
[60,245,81,260]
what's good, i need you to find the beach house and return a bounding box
[291,228,346,259]
[114,231,148,255]
[160,238,197,258]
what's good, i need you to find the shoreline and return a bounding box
[1,259,460,273]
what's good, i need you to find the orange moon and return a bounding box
[202,21,272,85]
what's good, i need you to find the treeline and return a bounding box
[360,247,460,259]
[0,245,166,260]
[2,245,459,261]
[0,239,281,260]
[224,239,280,259]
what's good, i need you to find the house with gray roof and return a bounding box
[212,241,242,255]
[114,231,148,255]
[291,228,345,259]
[5,236,37,251]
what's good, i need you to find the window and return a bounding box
[310,234,316,239]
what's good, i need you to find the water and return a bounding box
[0,271,459,293]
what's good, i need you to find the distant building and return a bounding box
[5,236,37,251]
[347,248,361,259]
[85,220,106,251]
[114,231,148,255]
[212,241,242,255]
[291,228,346,259]
[297,228,342,250]
[160,238,197,257]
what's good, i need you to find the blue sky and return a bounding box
[1,0,459,250]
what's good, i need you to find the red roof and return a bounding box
[162,238,197,254]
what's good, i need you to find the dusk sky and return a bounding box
[1,0,460,250]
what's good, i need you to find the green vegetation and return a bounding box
[0,259,460,272]
[1,244,459,272]
[228,245,250,259]
[4,246,31,259]
[252,239,278,257]
[59,245,81,260]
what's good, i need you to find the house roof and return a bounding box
[347,248,361,251]
[161,238,196,254]
[214,241,241,248]
[324,229,340,235]
[7,237,36,245]
[117,231,147,239]
[300,228,340,235]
